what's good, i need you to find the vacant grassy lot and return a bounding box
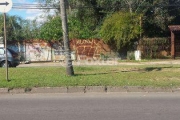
[0,64,180,88]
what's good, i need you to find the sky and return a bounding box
[7,0,55,21]
[8,0,39,19]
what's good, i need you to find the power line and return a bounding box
[12,7,59,9]
[12,3,180,10]
[12,3,59,9]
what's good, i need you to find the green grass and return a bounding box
[0,64,180,88]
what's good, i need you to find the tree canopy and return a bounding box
[100,12,141,51]
[38,16,63,41]
[0,14,24,41]
[1,0,180,52]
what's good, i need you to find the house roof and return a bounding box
[169,25,180,31]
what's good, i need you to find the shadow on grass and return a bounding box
[7,79,11,82]
[73,65,180,76]
[145,67,162,71]
[144,66,175,71]
[75,72,109,76]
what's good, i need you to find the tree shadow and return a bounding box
[144,66,175,71]
[75,66,180,76]
[145,67,162,71]
[75,72,109,76]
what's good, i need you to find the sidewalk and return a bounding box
[18,59,180,67]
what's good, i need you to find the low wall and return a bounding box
[7,39,115,62]
[7,40,62,62]
[70,39,113,60]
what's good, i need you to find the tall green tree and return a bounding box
[0,14,24,41]
[19,19,40,40]
[37,0,105,39]
[142,0,170,37]
[35,0,180,42]
[67,0,103,39]
[38,16,63,41]
[169,0,180,24]
[100,12,141,51]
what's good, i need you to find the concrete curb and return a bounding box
[9,88,25,94]
[85,86,106,93]
[30,87,67,93]
[0,88,8,94]
[1,86,180,94]
[67,86,85,93]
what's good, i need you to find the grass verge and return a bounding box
[0,64,180,88]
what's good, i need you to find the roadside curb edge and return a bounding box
[1,86,180,94]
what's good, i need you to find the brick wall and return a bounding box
[70,39,113,60]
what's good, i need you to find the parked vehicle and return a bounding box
[0,47,20,67]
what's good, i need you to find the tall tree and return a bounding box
[100,12,141,51]
[39,16,63,41]
[142,0,179,37]
[35,0,180,48]
[0,14,24,41]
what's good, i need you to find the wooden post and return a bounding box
[171,31,175,59]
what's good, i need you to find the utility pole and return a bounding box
[4,13,8,81]
[60,0,74,76]
[0,0,13,81]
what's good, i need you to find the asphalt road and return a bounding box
[0,93,180,120]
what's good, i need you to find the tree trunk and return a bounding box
[60,0,74,76]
